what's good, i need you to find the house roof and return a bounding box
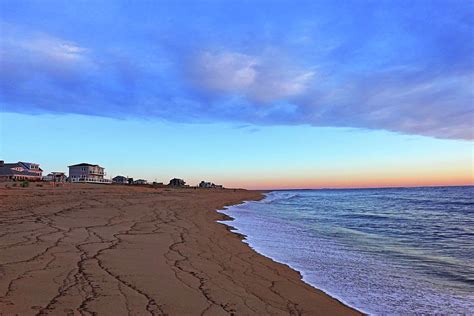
[3,163,20,169]
[68,163,100,167]
[13,162,43,171]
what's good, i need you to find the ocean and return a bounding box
[219,186,474,314]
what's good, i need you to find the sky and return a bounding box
[0,0,473,189]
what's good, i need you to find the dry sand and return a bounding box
[0,184,360,315]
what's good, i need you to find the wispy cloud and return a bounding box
[191,52,258,93]
[300,69,474,140]
[0,23,142,114]
[189,50,314,103]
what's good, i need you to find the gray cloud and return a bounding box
[185,50,473,140]
[302,69,474,140]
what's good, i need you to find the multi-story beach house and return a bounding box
[0,161,43,181]
[68,163,112,184]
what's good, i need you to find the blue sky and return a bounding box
[0,0,473,188]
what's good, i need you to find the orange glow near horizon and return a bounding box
[220,166,474,190]
[233,178,474,190]
[241,179,474,190]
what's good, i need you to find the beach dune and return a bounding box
[0,184,359,315]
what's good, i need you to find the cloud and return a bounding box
[1,24,89,109]
[16,35,87,63]
[191,52,258,92]
[188,50,315,103]
[0,24,144,115]
[184,49,473,140]
[1,24,91,75]
[300,69,474,140]
[0,0,473,142]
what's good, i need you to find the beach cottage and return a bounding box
[68,163,112,184]
[199,181,213,188]
[169,178,186,187]
[199,181,223,189]
[112,175,129,184]
[0,161,43,181]
[133,179,148,185]
[43,172,67,183]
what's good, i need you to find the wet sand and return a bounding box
[0,184,360,315]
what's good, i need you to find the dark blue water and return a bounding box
[220,186,474,314]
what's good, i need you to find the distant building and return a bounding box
[169,178,186,187]
[68,163,112,184]
[133,179,148,185]
[199,181,223,189]
[0,161,43,181]
[199,181,213,188]
[112,175,129,184]
[43,172,67,183]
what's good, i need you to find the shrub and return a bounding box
[20,181,29,188]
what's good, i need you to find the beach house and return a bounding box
[199,181,223,189]
[43,172,67,183]
[133,179,148,185]
[199,181,213,188]
[0,161,43,181]
[112,175,129,184]
[169,178,186,187]
[68,163,112,184]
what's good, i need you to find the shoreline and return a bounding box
[217,195,364,315]
[0,184,361,315]
[214,193,361,315]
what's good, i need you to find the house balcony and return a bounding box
[88,171,105,175]
[70,177,112,184]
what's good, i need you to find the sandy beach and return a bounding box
[0,184,359,315]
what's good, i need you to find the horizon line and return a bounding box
[257,184,474,191]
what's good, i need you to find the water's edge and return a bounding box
[216,194,365,314]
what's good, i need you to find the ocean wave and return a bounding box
[340,213,392,221]
[381,196,474,208]
[261,192,302,204]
